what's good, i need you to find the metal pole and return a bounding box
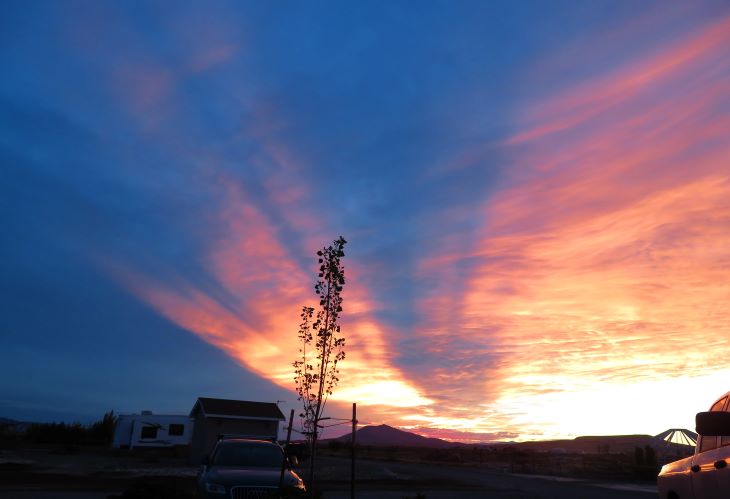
[279,409,295,489]
[285,409,295,448]
[351,403,357,499]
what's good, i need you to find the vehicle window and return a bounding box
[140,426,158,439]
[169,424,184,436]
[699,435,719,453]
[212,444,284,467]
[722,402,730,447]
[700,397,728,451]
[711,396,727,412]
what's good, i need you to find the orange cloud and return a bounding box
[107,164,430,413]
[103,12,730,441]
[432,15,730,438]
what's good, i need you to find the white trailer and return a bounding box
[112,411,193,449]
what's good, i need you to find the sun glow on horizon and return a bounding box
[333,381,433,408]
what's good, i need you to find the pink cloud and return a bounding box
[188,44,238,73]
[102,11,730,440]
[106,162,430,416]
[408,14,730,439]
[111,62,175,132]
[507,15,730,146]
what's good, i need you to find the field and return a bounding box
[0,443,667,498]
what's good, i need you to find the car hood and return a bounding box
[659,454,694,477]
[204,467,302,487]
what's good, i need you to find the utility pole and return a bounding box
[351,403,357,499]
[279,409,295,489]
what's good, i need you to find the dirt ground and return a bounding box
[315,456,656,499]
[0,446,197,498]
[0,447,657,498]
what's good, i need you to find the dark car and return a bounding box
[197,438,306,498]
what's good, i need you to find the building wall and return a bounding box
[191,416,207,463]
[190,417,279,464]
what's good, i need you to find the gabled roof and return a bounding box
[190,397,285,421]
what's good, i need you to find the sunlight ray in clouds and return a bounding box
[450,14,730,438]
[101,8,729,440]
[108,168,430,411]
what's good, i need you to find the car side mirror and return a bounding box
[696,412,730,436]
[289,455,299,468]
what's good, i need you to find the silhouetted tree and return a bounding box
[24,410,117,447]
[89,410,117,445]
[293,236,347,494]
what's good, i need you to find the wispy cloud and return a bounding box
[106,149,430,413]
[412,13,730,438]
[50,4,730,440]
[507,15,730,146]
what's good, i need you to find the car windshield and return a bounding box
[212,443,284,467]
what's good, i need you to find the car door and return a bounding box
[691,396,728,498]
[715,400,730,494]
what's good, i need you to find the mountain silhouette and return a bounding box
[330,424,460,448]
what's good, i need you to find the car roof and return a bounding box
[709,391,730,411]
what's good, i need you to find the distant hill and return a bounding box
[327,424,691,454]
[503,434,665,454]
[330,424,461,448]
[0,417,30,432]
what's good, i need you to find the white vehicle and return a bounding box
[658,391,730,499]
[112,411,193,449]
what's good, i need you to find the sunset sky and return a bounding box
[2,1,730,441]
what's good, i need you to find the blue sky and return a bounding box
[2,1,730,440]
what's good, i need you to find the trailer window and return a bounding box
[141,426,158,439]
[169,424,185,436]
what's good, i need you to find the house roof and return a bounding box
[191,397,285,421]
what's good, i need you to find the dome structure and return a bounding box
[655,428,697,448]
